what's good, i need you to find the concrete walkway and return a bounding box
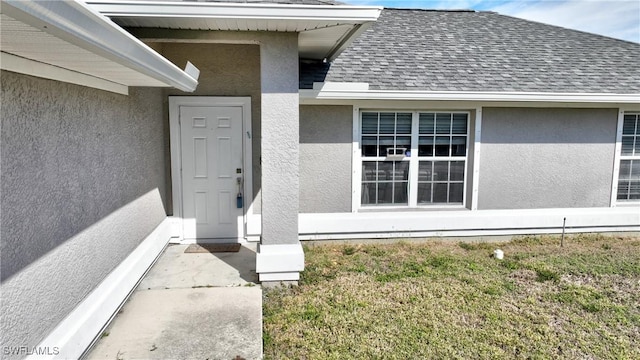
[85,243,262,360]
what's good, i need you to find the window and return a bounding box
[416,113,468,204]
[617,112,640,201]
[360,111,469,207]
[361,112,411,205]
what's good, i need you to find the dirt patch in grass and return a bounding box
[263,234,640,359]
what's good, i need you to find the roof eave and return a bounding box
[1,0,198,92]
[87,1,382,60]
[87,1,382,23]
[299,87,640,104]
[324,21,372,62]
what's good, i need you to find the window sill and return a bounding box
[614,201,640,207]
[358,206,469,213]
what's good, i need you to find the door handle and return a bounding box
[236,177,243,209]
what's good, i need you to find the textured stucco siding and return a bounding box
[0,71,166,357]
[478,107,617,209]
[299,105,353,213]
[259,33,300,245]
[158,43,262,214]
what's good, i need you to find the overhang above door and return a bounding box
[86,1,382,61]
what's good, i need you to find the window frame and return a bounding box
[356,109,471,210]
[615,111,640,204]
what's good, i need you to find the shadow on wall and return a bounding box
[0,189,167,283]
[0,71,167,283]
[299,60,330,89]
[0,189,167,354]
[1,70,170,352]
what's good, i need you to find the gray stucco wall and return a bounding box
[299,105,353,213]
[158,43,262,214]
[478,107,617,209]
[259,32,301,245]
[0,71,166,357]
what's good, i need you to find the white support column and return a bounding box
[255,33,304,282]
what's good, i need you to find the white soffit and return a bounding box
[0,0,198,93]
[86,0,382,60]
[299,86,640,104]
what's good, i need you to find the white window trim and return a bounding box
[351,106,361,213]
[353,109,472,211]
[613,109,640,205]
[611,109,625,207]
[408,112,419,206]
[471,107,482,210]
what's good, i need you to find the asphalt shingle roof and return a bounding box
[300,8,640,93]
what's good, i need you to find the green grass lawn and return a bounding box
[263,234,640,359]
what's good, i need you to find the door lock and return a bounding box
[236,176,243,209]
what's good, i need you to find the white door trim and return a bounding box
[169,96,253,241]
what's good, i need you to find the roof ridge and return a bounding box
[384,8,476,12]
[492,11,640,45]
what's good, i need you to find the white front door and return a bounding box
[180,105,244,240]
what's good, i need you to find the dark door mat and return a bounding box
[184,243,242,253]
